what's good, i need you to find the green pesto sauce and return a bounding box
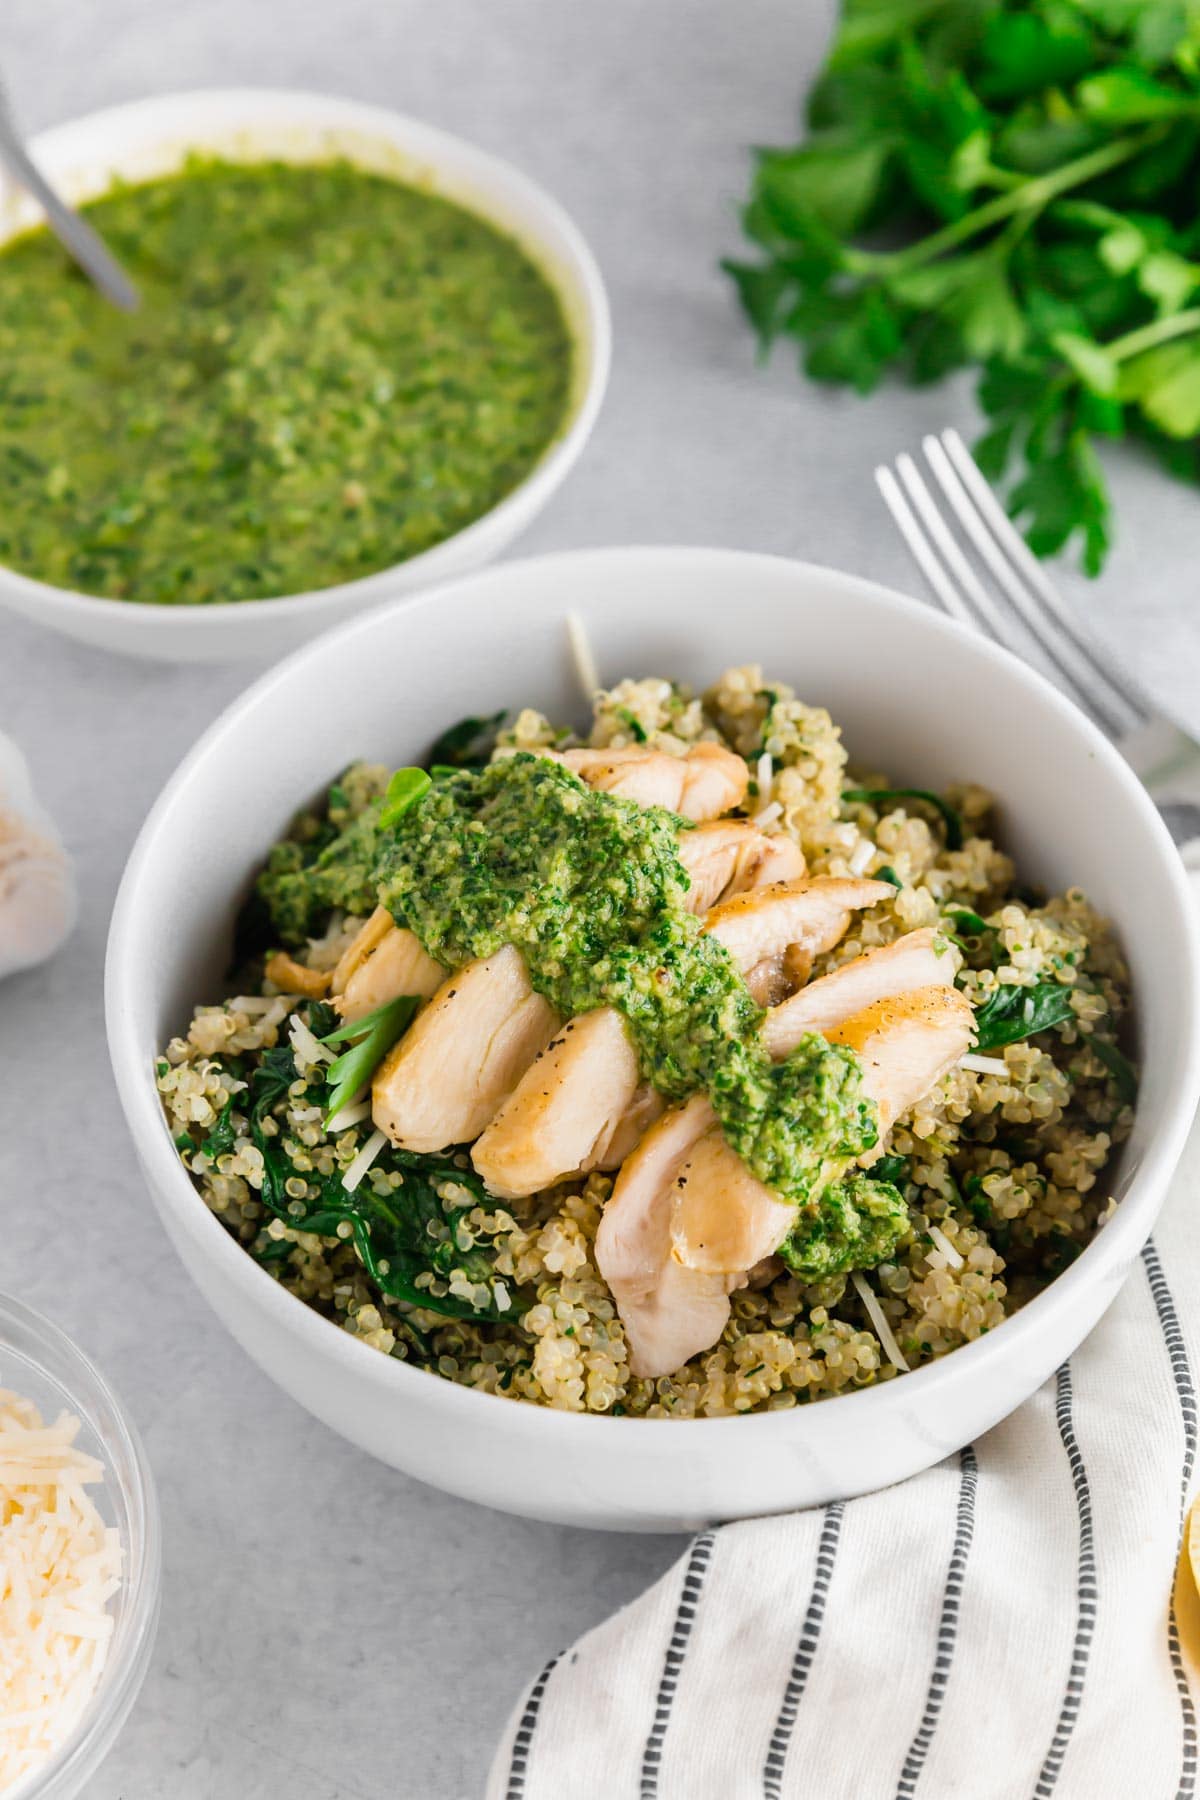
[780,1173,907,1280]
[257,777,389,946]
[375,757,884,1235]
[0,158,572,605]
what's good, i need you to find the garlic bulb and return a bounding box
[0,731,77,980]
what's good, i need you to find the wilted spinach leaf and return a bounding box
[427,710,507,769]
[207,1039,524,1325]
[842,785,965,850]
[972,979,1076,1049]
[1090,1034,1139,1101]
[872,1153,910,1186]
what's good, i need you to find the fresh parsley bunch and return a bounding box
[725,0,1200,572]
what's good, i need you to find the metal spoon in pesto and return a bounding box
[0,83,139,312]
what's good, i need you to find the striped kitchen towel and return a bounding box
[488,739,1200,1800]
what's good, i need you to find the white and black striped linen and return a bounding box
[489,1149,1200,1799]
[489,794,1200,1800]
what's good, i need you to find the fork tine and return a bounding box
[892,453,1042,655]
[930,431,1144,736]
[874,466,975,628]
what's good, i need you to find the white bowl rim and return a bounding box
[106,544,1200,1442]
[0,86,610,631]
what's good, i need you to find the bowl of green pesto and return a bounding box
[0,89,608,661]
[106,547,1200,1529]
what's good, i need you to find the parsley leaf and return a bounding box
[726,0,1200,573]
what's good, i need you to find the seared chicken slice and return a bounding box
[330,905,446,1024]
[264,951,331,1000]
[593,1097,734,1379]
[331,905,391,993]
[704,876,895,1004]
[603,982,975,1378]
[670,985,975,1275]
[827,986,975,1139]
[472,877,891,1198]
[471,1011,665,1198]
[473,1008,643,1199]
[669,1131,794,1277]
[675,818,805,913]
[547,741,749,821]
[372,945,559,1152]
[589,1081,665,1169]
[762,928,953,1056]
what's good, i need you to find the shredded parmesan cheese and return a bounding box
[850,1272,910,1373]
[565,611,600,705]
[0,1389,122,1789]
[848,836,876,876]
[288,1015,334,1068]
[342,1127,387,1193]
[961,1052,1008,1076]
[927,1224,965,1270]
[750,801,784,830]
[755,751,773,798]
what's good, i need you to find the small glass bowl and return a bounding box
[1,1293,161,1799]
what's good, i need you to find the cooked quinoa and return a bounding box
[157,665,1135,1418]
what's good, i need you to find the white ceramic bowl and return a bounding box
[106,547,1200,1530]
[0,90,609,663]
[1,1294,160,1798]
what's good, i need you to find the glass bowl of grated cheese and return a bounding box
[1,1294,160,1799]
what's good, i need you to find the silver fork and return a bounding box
[876,428,1200,851]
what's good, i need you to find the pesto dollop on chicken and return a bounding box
[375,755,883,1220]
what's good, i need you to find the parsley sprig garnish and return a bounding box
[725,0,1200,572]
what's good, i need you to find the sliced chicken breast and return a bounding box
[675,818,805,913]
[472,878,893,1199]
[330,905,390,992]
[473,1007,643,1199]
[593,1097,734,1379]
[704,876,895,1004]
[761,928,954,1056]
[669,1130,795,1277]
[264,951,330,1000]
[470,1004,658,1199]
[670,984,974,1282]
[547,741,749,821]
[330,905,446,1024]
[606,982,975,1377]
[371,945,559,1153]
[827,986,975,1139]
[589,1081,665,1169]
